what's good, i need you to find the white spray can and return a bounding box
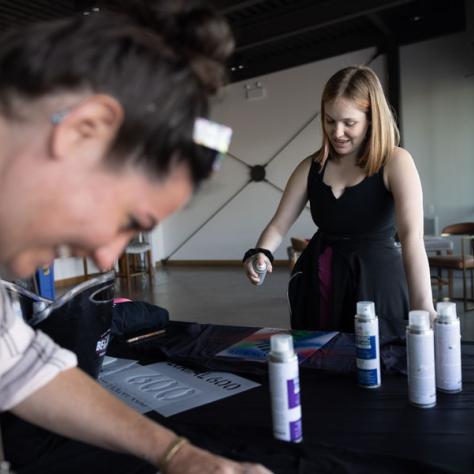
[435,301,462,393]
[268,334,303,442]
[406,310,436,408]
[253,259,268,286]
[354,301,381,388]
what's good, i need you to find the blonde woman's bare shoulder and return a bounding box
[384,147,416,190]
[390,146,413,162]
[301,154,315,166]
[292,155,313,174]
[285,156,314,189]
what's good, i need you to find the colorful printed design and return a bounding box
[216,327,338,363]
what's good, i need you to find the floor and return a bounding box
[119,265,291,329]
[116,265,474,341]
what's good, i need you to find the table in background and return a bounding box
[424,235,455,299]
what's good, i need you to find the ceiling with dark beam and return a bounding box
[214,0,467,81]
[0,0,467,82]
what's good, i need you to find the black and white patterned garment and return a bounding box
[0,281,76,411]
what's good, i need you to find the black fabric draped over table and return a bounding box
[108,321,474,474]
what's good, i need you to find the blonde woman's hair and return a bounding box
[314,66,399,176]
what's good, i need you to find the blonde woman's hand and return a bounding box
[243,253,272,285]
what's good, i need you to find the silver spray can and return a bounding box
[435,301,462,393]
[253,259,268,286]
[406,310,436,408]
[268,334,303,442]
[354,301,381,388]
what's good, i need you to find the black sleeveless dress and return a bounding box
[288,159,409,337]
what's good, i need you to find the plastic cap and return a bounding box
[408,310,430,331]
[436,301,457,322]
[270,334,294,355]
[356,301,376,319]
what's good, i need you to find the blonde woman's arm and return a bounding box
[244,157,312,284]
[385,146,436,322]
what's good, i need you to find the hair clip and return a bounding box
[193,117,232,155]
[193,118,232,172]
[51,110,68,125]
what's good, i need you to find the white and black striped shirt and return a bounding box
[0,282,77,411]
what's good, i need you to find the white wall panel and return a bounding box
[401,32,474,230]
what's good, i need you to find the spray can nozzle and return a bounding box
[356,301,376,320]
[270,334,294,356]
[436,301,457,323]
[253,258,268,286]
[409,310,430,331]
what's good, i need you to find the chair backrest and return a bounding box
[441,222,474,236]
[291,237,308,253]
[125,232,151,254]
[441,222,474,255]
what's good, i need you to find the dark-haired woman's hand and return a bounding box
[165,442,273,473]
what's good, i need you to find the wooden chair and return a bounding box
[288,237,308,271]
[117,233,153,294]
[424,235,454,300]
[428,223,474,311]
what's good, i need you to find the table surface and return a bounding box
[110,322,474,474]
[424,235,454,252]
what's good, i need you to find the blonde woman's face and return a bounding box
[324,97,369,158]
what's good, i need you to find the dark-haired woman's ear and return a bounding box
[49,94,124,167]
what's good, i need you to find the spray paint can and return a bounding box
[253,259,268,286]
[268,334,303,442]
[354,301,381,388]
[435,301,462,393]
[406,310,436,408]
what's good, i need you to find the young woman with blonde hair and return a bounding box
[243,66,434,337]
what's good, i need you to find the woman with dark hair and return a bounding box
[0,1,271,473]
[243,66,435,337]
